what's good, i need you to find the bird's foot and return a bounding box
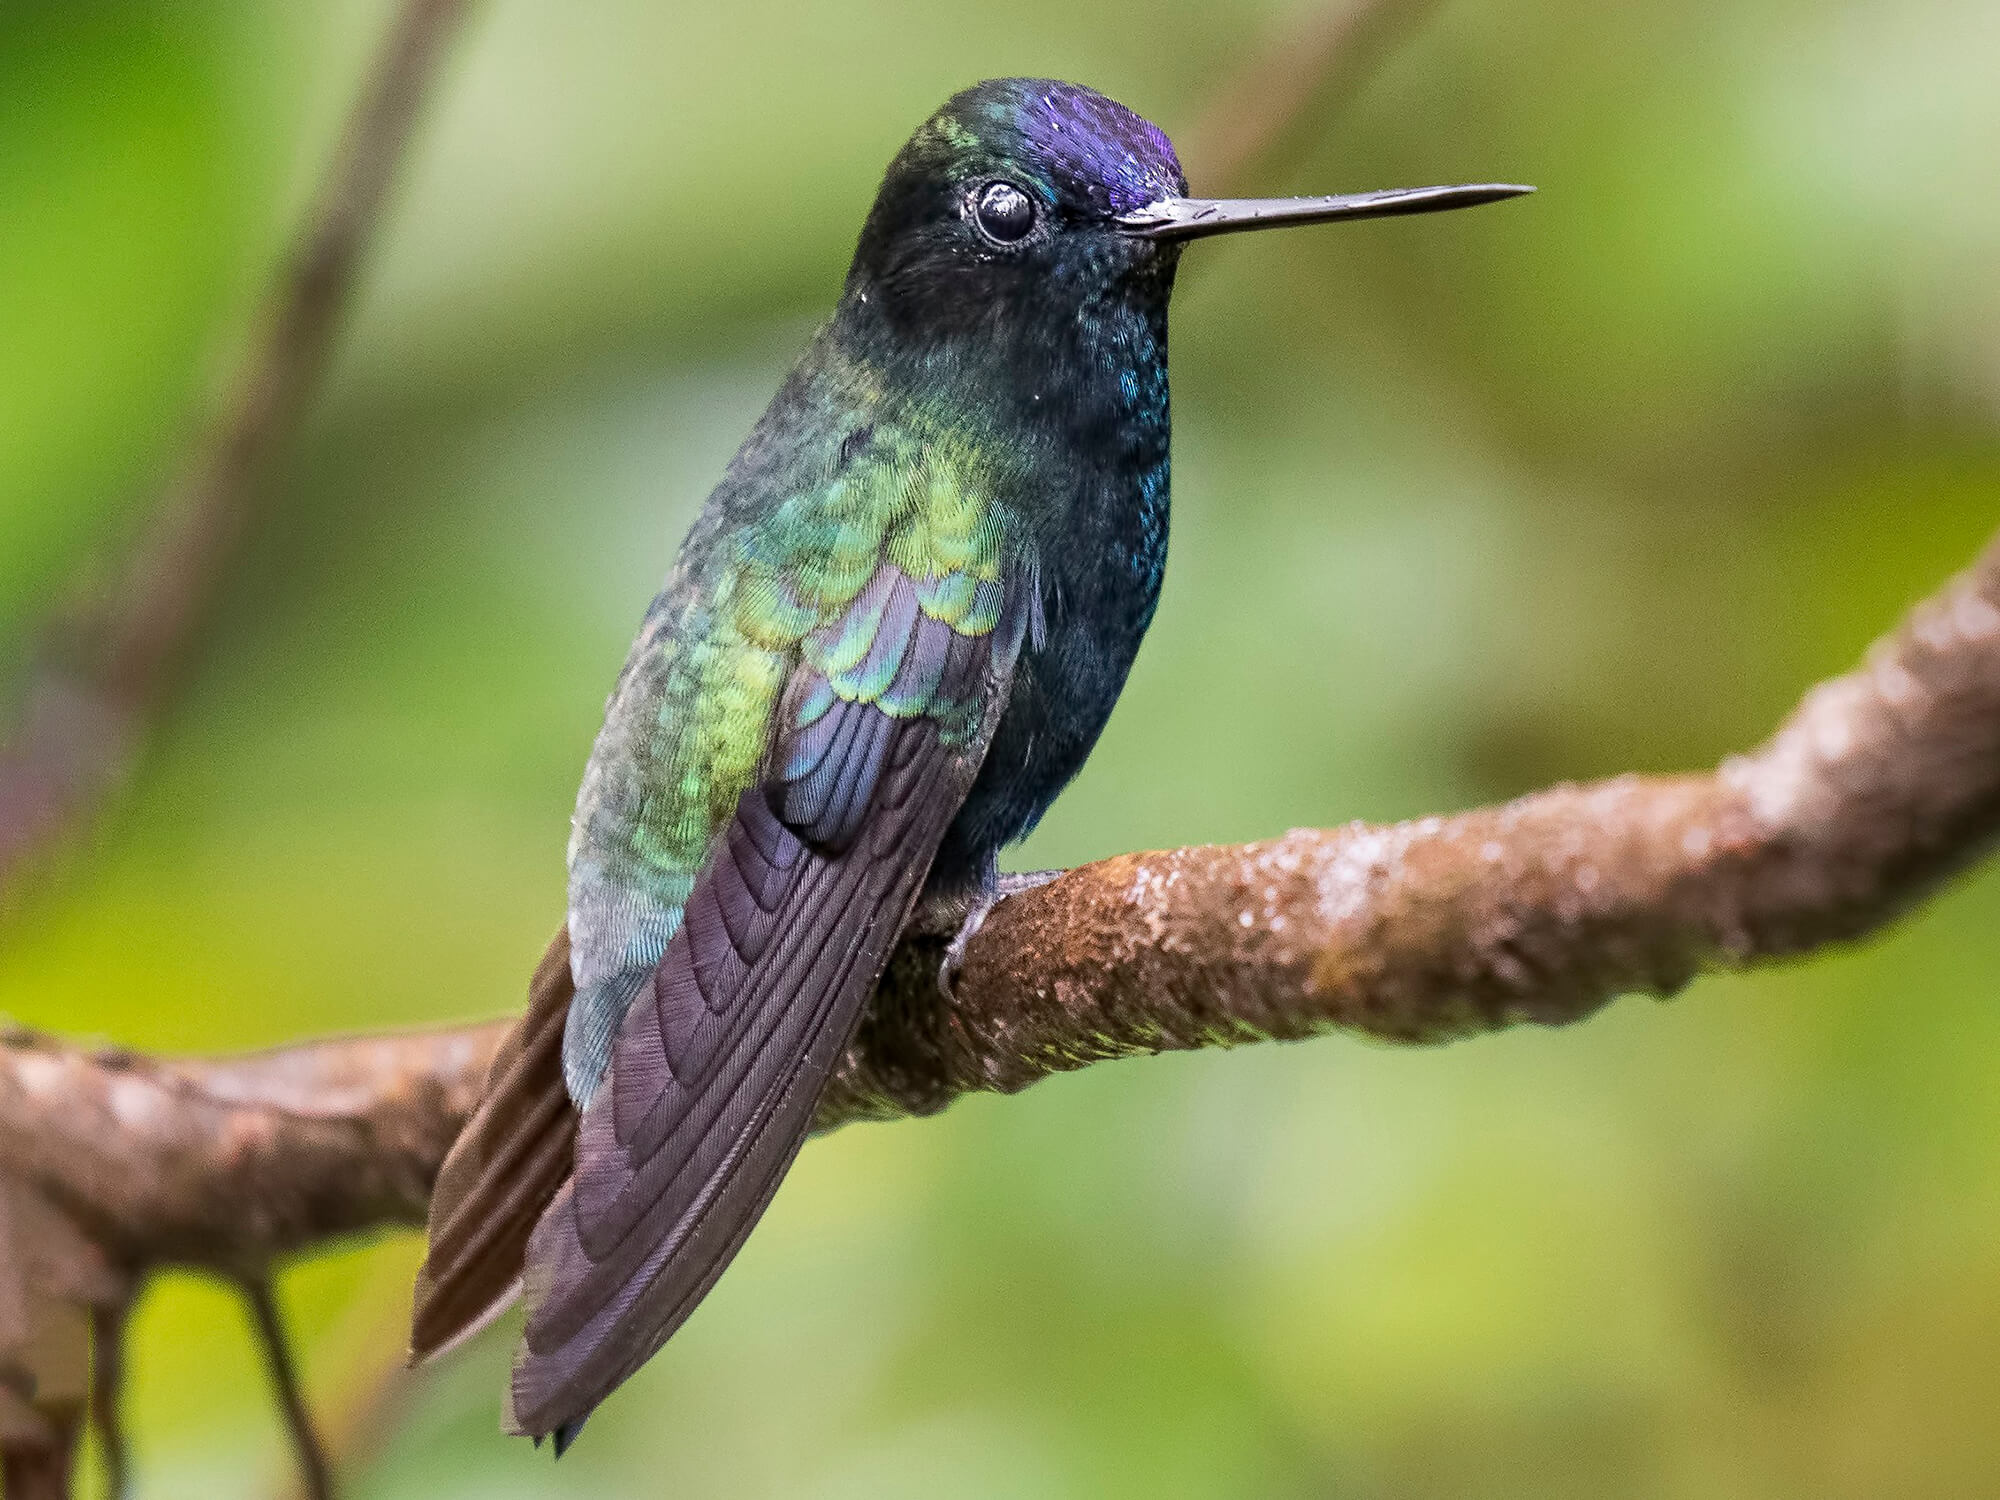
[936,868,1062,1003]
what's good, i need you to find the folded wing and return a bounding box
[508,565,1022,1439]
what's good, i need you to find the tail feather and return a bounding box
[410,929,578,1363]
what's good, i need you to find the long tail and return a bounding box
[410,929,577,1362]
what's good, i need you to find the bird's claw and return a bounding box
[935,868,1062,1002]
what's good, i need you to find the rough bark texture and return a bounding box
[0,1025,495,1276]
[0,466,1991,1500]
[0,3,1504,1484]
[2,0,1996,1489]
[829,527,2000,1116]
[0,3,478,1468]
[1,528,1994,1300]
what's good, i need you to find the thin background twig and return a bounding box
[86,1303,128,1500]
[0,2,475,1493]
[241,1279,333,1500]
[7,0,1999,1495]
[0,524,1993,1285]
[0,0,474,912]
[1178,0,1439,191]
[0,1406,79,1500]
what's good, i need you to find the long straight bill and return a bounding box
[1116,183,1534,241]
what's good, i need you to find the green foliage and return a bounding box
[2,0,1997,1493]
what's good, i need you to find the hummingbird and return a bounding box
[410,77,1527,1450]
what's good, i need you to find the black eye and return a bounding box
[973,181,1036,244]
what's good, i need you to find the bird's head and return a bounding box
[846,78,1187,335]
[843,77,1529,345]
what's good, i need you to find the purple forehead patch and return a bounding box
[1015,83,1184,215]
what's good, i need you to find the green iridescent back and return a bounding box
[563,339,1020,1100]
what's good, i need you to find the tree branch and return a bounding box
[240,1278,333,1500]
[0,0,474,909]
[0,527,1993,1300]
[0,1025,494,1278]
[2,2,1994,1489]
[830,528,2000,1117]
[0,1405,78,1500]
[87,1301,128,1500]
[0,1021,489,1495]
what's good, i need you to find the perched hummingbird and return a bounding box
[410,77,1526,1449]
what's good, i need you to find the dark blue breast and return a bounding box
[930,298,1171,892]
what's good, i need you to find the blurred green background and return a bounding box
[4,0,1999,1495]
